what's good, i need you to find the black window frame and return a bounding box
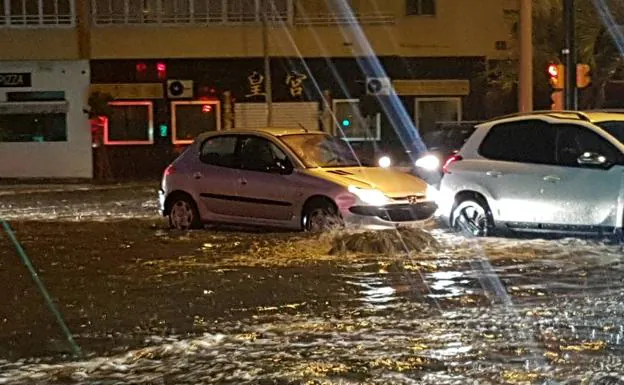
[199,134,240,169]
[478,119,557,165]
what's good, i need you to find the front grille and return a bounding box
[349,202,437,222]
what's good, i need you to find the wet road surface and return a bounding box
[1,183,624,384]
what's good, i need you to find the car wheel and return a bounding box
[168,195,202,230]
[451,198,492,237]
[303,202,342,233]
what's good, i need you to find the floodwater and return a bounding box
[1,183,623,384]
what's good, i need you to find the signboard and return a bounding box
[392,79,470,96]
[90,83,164,99]
[0,73,32,88]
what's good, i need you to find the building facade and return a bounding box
[0,0,519,179]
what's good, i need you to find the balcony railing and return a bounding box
[93,12,394,26]
[294,13,395,26]
[93,11,288,25]
[0,0,75,27]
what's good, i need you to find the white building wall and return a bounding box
[0,61,92,179]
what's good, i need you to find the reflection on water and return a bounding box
[2,185,624,384]
[2,232,624,384]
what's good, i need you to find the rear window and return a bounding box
[479,120,556,164]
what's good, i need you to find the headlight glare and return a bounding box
[348,186,390,206]
[414,154,440,171]
[378,156,392,168]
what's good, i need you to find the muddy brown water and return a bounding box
[1,185,624,384]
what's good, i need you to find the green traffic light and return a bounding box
[341,119,351,127]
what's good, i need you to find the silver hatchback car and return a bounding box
[159,128,438,231]
[438,111,624,237]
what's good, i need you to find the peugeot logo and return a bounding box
[407,195,419,204]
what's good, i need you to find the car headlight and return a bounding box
[348,186,390,206]
[414,154,440,171]
[377,156,392,168]
[425,184,440,201]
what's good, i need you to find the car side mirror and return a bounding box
[269,160,293,175]
[577,151,608,167]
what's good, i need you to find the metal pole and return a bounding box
[518,0,533,112]
[563,0,577,109]
[262,4,273,126]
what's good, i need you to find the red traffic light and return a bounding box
[548,64,564,89]
[548,64,559,78]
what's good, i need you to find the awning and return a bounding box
[0,101,69,115]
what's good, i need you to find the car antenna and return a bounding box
[297,123,308,133]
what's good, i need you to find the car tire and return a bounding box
[168,194,202,230]
[302,200,342,233]
[451,197,493,237]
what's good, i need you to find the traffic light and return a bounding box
[577,64,591,89]
[551,90,564,110]
[548,64,565,90]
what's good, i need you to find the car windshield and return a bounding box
[279,133,361,168]
[595,121,624,144]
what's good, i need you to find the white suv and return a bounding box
[437,111,624,237]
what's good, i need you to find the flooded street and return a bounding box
[1,183,624,384]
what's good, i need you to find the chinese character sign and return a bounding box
[246,71,266,99]
[286,71,308,98]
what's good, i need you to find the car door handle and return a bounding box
[193,172,202,180]
[486,171,503,178]
[543,175,560,183]
[238,178,247,185]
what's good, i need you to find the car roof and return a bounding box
[478,110,624,128]
[195,127,326,142]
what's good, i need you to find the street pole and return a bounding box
[518,0,533,112]
[563,0,577,109]
[262,5,273,126]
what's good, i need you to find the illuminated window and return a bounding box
[104,101,154,145]
[333,99,380,141]
[7,0,74,25]
[406,0,435,16]
[172,100,221,145]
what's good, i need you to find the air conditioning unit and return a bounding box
[167,79,194,99]
[366,77,392,95]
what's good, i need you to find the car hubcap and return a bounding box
[454,204,488,236]
[170,201,193,230]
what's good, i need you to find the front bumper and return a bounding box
[344,201,438,229]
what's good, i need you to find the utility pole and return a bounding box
[518,0,533,112]
[262,3,273,126]
[563,0,577,109]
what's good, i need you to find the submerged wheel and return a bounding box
[302,200,342,233]
[451,198,493,237]
[168,194,202,230]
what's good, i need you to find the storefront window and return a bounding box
[172,101,220,144]
[0,113,67,142]
[104,101,154,145]
[333,99,380,141]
